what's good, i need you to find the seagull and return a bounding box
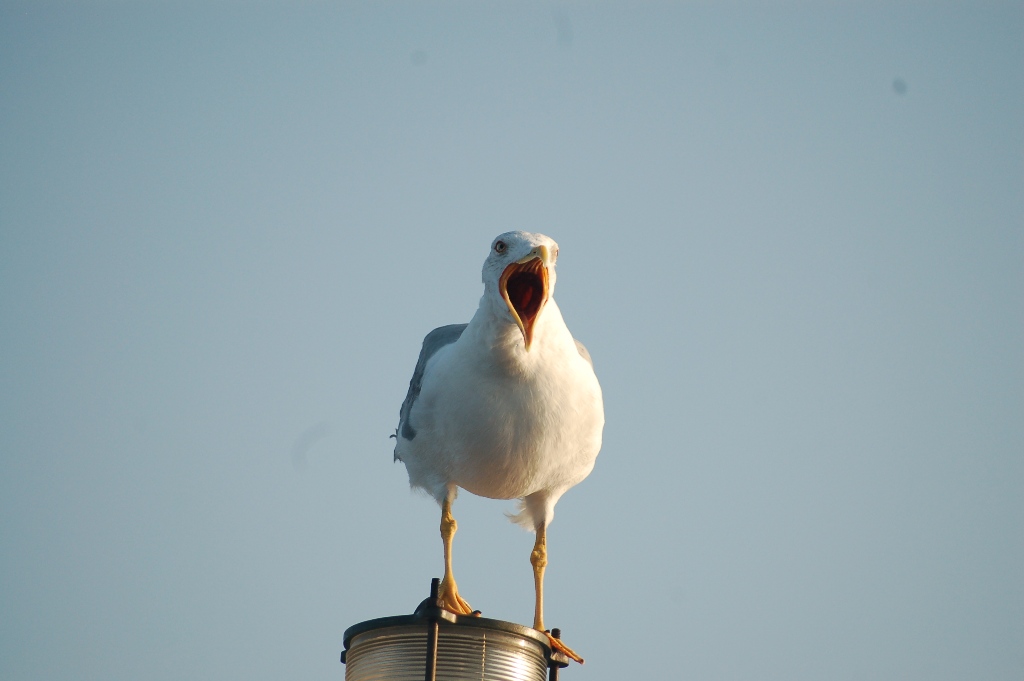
[393,231,604,663]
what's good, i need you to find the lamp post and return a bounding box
[342,579,571,681]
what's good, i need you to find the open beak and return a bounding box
[499,245,552,351]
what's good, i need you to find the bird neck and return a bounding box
[463,295,570,371]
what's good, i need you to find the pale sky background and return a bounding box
[1,2,1021,680]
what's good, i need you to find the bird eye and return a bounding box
[494,240,507,254]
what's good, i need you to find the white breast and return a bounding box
[398,301,604,503]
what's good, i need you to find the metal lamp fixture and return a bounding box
[342,579,571,681]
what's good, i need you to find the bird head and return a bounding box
[482,231,559,351]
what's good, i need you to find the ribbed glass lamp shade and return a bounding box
[342,581,569,681]
[345,622,548,681]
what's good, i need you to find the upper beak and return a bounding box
[499,246,553,351]
[518,245,554,268]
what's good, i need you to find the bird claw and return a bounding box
[437,578,478,616]
[546,632,584,665]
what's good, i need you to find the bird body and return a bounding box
[392,231,603,663]
[397,296,602,526]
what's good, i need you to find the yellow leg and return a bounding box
[531,526,548,631]
[437,496,475,615]
[531,527,584,664]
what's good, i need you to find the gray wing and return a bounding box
[397,323,468,441]
[574,338,594,368]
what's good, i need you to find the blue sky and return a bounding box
[1,3,1021,680]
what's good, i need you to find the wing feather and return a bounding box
[396,323,468,443]
[573,338,593,367]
